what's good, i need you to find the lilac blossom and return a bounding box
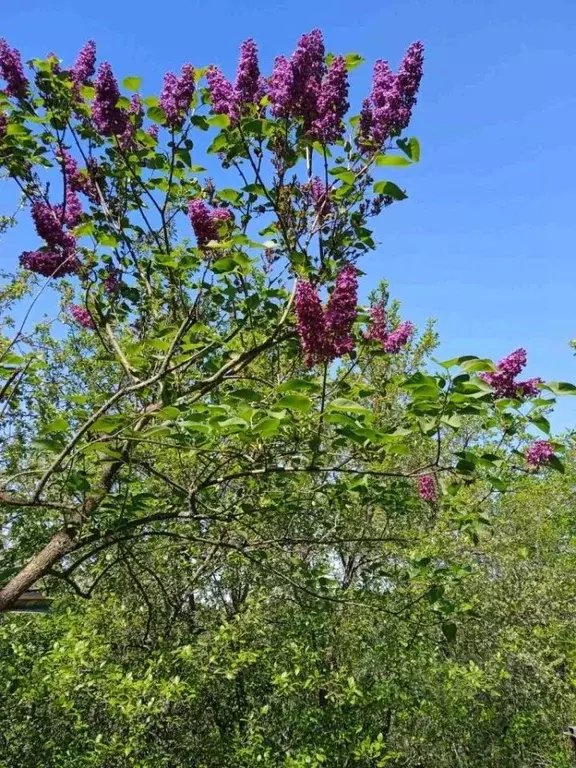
[325,264,358,357]
[188,200,232,247]
[234,39,260,105]
[418,474,437,503]
[312,55,349,143]
[71,41,96,87]
[206,66,239,123]
[0,112,7,140]
[526,440,555,468]
[159,64,195,128]
[70,304,95,329]
[0,39,28,98]
[290,29,325,126]
[310,177,331,218]
[268,56,294,118]
[92,62,128,136]
[147,125,159,140]
[358,41,424,148]
[60,190,83,227]
[383,321,414,353]
[365,304,414,353]
[19,249,80,278]
[480,348,543,400]
[365,305,388,343]
[295,280,328,367]
[104,266,121,293]
[31,201,68,248]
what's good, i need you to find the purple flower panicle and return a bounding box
[383,321,414,353]
[71,40,96,87]
[312,55,349,143]
[358,41,424,148]
[61,190,83,227]
[418,474,437,503]
[188,199,232,247]
[268,56,294,118]
[310,177,331,218]
[365,305,387,343]
[0,39,28,98]
[206,66,239,123]
[31,201,68,248]
[235,39,260,104]
[325,264,358,357]
[526,440,554,468]
[70,304,95,329]
[159,64,195,128]
[365,304,414,353]
[92,62,128,136]
[295,264,359,366]
[19,249,80,278]
[295,281,328,367]
[480,348,543,400]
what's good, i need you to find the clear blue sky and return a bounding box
[2,0,576,426]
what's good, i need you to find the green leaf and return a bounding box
[252,417,280,437]
[122,76,142,92]
[548,455,565,473]
[459,358,496,373]
[372,181,407,200]
[211,257,237,273]
[218,188,242,204]
[278,379,321,394]
[208,114,231,129]
[547,381,576,395]
[344,52,365,72]
[397,136,421,162]
[328,398,371,416]
[375,154,412,167]
[276,394,313,413]
[89,415,127,434]
[329,167,356,185]
[41,417,68,433]
[441,622,457,643]
[531,415,551,435]
[147,106,166,124]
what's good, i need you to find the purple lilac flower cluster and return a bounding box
[104,266,121,293]
[206,38,263,124]
[71,41,96,88]
[418,474,437,503]
[55,147,98,202]
[19,249,80,278]
[268,30,349,142]
[20,199,80,278]
[295,264,358,367]
[309,177,331,219]
[526,440,555,468]
[69,304,95,329]
[480,348,542,399]
[159,64,195,129]
[188,200,232,247]
[365,304,414,353]
[92,62,128,137]
[0,111,7,140]
[358,41,424,148]
[311,55,349,143]
[0,38,28,98]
